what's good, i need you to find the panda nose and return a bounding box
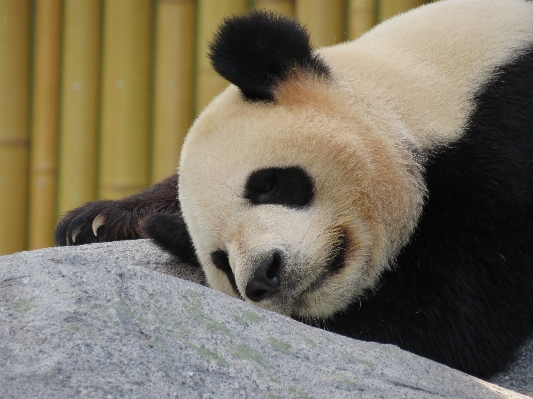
[245,251,282,302]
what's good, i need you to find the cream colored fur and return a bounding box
[178,0,533,318]
[322,0,533,149]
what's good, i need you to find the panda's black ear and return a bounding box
[209,10,330,102]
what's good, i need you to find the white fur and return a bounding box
[178,0,533,318]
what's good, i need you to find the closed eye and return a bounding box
[244,166,314,208]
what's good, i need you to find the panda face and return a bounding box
[179,79,424,319]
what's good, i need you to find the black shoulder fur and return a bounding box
[208,10,330,101]
[306,46,533,379]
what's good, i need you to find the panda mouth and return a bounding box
[325,234,348,273]
[236,231,349,316]
[301,232,348,294]
[286,233,349,318]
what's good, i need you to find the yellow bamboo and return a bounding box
[28,0,62,250]
[0,0,31,255]
[348,0,376,40]
[151,0,195,183]
[379,0,424,22]
[57,0,102,217]
[295,0,345,48]
[99,0,153,199]
[195,0,248,113]
[255,0,294,15]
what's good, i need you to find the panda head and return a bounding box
[178,11,424,320]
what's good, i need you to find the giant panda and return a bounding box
[55,0,533,379]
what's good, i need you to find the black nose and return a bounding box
[245,251,282,302]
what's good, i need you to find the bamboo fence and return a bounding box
[0,0,31,255]
[57,0,102,219]
[28,0,62,250]
[0,0,427,255]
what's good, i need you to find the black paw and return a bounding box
[55,200,143,246]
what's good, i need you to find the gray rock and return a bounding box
[0,240,531,399]
[492,338,533,397]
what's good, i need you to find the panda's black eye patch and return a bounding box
[211,250,239,295]
[244,166,314,208]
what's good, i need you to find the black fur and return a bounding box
[54,14,533,380]
[55,176,200,267]
[211,250,240,296]
[55,176,178,245]
[306,47,533,378]
[141,213,200,267]
[324,232,347,274]
[208,10,330,102]
[244,167,314,208]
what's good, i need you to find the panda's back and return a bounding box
[317,0,533,378]
[319,0,533,150]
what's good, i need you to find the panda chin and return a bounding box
[298,234,347,296]
[249,234,349,319]
[289,242,350,319]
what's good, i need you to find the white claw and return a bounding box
[92,213,106,236]
[71,226,81,243]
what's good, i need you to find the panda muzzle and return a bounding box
[244,251,282,302]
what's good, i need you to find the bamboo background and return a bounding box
[0,0,430,256]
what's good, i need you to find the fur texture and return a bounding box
[209,10,330,101]
[55,0,533,378]
[306,46,533,378]
[55,176,181,247]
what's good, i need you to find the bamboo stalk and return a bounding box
[195,0,248,113]
[295,0,346,48]
[57,0,102,217]
[99,0,153,199]
[379,0,424,22]
[255,0,294,15]
[348,0,376,40]
[0,0,31,255]
[28,0,62,250]
[151,0,195,183]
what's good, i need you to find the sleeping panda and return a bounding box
[55,0,533,379]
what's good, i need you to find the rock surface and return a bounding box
[1,240,531,399]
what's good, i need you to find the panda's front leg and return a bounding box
[55,174,179,242]
[55,174,199,266]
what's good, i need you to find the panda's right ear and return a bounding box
[208,10,330,102]
[141,212,201,268]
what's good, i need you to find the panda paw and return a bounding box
[54,199,144,246]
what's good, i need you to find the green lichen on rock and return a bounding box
[288,386,310,398]
[233,308,265,326]
[189,343,228,366]
[233,314,247,326]
[229,343,268,368]
[268,337,294,355]
[148,335,165,350]
[183,291,232,336]
[114,292,135,317]
[240,309,264,323]
[334,375,361,390]
[11,299,34,312]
